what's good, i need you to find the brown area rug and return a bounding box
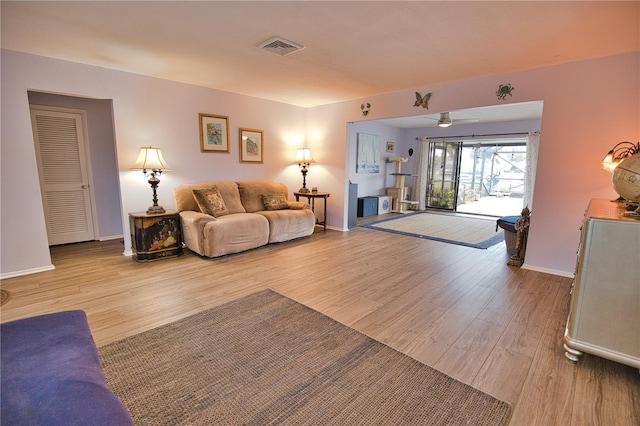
[99,290,511,425]
[362,212,504,249]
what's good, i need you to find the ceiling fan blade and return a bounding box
[452,118,481,124]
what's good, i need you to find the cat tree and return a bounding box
[386,157,418,213]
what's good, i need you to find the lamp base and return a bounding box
[298,187,310,193]
[146,205,166,214]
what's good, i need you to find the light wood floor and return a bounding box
[1,225,638,425]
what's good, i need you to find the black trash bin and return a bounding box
[496,215,520,257]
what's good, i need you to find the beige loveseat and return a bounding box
[173,181,315,258]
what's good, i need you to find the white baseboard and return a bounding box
[521,263,574,278]
[1,264,55,279]
[99,234,124,241]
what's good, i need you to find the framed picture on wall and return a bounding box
[199,113,230,153]
[239,128,263,163]
[356,132,380,174]
[386,141,395,153]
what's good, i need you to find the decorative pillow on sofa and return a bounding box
[193,186,230,217]
[262,193,289,211]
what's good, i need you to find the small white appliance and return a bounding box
[378,196,391,214]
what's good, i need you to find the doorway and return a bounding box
[27,91,124,251]
[425,141,461,210]
[426,140,526,217]
[30,105,97,245]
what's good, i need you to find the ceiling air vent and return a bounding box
[258,36,305,56]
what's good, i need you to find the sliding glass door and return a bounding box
[426,141,462,210]
[425,140,527,216]
[456,143,526,215]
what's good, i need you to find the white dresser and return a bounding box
[564,199,640,369]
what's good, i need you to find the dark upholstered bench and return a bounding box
[1,310,133,425]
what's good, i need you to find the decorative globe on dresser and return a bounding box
[611,153,640,209]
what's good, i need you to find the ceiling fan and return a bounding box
[423,112,480,128]
[437,112,453,127]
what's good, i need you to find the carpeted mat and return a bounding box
[361,211,504,249]
[99,290,511,425]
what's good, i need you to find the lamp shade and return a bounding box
[130,147,171,171]
[600,141,640,173]
[600,150,618,172]
[294,148,316,164]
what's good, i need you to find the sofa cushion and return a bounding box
[262,193,289,211]
[201,213,270,257]
[173,181,246,214]
[257,209,315,243]
[237,181,290,213]
[1,311,133,426]
[288,201,307,210]
[173,182,246,214]
[192,187,230,217]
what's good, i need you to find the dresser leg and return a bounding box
[563,344,583,363]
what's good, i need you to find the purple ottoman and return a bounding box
[1,310,133,425]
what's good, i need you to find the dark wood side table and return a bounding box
[129,211,183,261]
[294,192,330,232]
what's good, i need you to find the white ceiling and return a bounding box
[1,1,638,110]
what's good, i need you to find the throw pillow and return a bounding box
[262,193,289,211]
[192,186,230,217]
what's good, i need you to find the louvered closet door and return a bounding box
[30,107,95,245]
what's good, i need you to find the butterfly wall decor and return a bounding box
[413,92,431,109]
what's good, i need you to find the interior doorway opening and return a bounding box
[27,91,123,251]
[30,105,97,245]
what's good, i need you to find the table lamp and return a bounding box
[130,146,171,214]
[601,141,640,172]
[294,148,315,193]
